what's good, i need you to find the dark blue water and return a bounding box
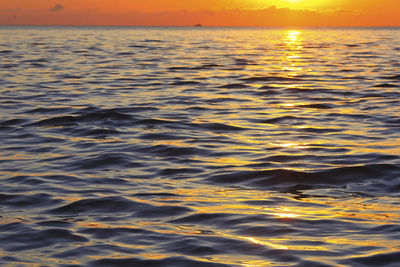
[0,26,399,266]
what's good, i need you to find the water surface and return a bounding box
[0,26,399,266]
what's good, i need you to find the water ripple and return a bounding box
[0,26,399,266]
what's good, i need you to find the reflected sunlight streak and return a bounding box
[281,30,304,77]
[245,237,289,250]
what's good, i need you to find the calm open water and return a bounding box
[0,26,400,266]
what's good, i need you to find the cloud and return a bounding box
[50,4,64,12]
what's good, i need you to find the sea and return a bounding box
[0,26,399,267]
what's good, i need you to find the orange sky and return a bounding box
[0,0,399,26]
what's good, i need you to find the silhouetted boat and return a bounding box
[194,24,202,27]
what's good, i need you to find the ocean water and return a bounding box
[0,26,399,266]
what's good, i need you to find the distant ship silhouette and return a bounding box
[194,24,202,27]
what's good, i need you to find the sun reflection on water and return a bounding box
[281,30,304,76]
[245,237,289,250]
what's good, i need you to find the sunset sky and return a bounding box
[1,0,399,26]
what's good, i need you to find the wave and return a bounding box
[208,164,400,193]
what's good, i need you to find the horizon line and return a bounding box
[1,25,400,28]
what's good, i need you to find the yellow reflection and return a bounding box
[243,235,327,252]
[266,207,302,219]
[285,30,302,44]
[280,30,304,77]
[206,156,255,166]
[245,237,289,250]
[271,142,308,149]
[139,253,171,260]
[275,212,300,219]
[278,103,298,108]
